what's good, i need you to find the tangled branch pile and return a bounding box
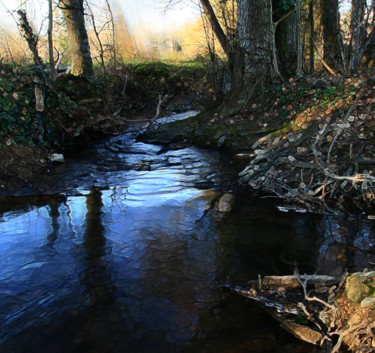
[304,271,375,353]
[239,78,375,212]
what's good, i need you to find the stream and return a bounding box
[1,112,375,353]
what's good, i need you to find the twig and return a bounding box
[297,302,325,333]
[312,40,336,75]
[327,100,357,164]
[295,271,338,331]
[152,93,169,122]
[296,273,337,311]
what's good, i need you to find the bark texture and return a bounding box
[273,1,300,77]
[309,1,314,72]
[350,0,372,69]
[60,0,94,79]
[320,0,341,69]
[48,0,54,67]
[232,0,273,91]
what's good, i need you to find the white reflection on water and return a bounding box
[0,149,220,350]
[2,128,373,352]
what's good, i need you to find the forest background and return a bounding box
[1,0,375,214]
[3,2,375,351]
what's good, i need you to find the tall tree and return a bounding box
[59,0,94,78]
[198,0,301,102]
[320,0,341,70]
[232,0,273,93]
[48,0,54,67]
[308,1,315,72]
[273,0,301,77]
[349,0,370,69]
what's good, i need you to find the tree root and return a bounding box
[295,271,375,353]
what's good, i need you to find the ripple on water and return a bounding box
[3,117,373,352]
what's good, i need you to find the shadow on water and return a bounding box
[0,114,375,352]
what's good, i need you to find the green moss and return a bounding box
[268,126,293,138]
[346,274,372,303]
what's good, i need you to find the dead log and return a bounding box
[260,274,340,289]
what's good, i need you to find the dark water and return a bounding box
[1,113,375,353]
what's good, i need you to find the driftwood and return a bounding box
[226,271,375,352]
[280,320,324,345]
[224,273,338,347]
[260,274,340,289]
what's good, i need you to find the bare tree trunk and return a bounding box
[232,0,273,92]
[350,0,367,68]
[48,0,54,67]
[320,0,341,70]
[17,10,43,66]
[273,0,299,77]
[104,0,116,65]
[199,0,230,57]
[17,10,49,112]
[60,0,94,79]
[309,1,314,72]
[296,0,302,76]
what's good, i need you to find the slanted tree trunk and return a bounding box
[60,0,93,79]
[232,0,273,93]
[199,0,231,58]
[17,10,43,66]
[320,0,341,70]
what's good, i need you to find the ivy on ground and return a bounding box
[0,65,62,147]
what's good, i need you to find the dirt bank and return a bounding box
[0,61,217,195]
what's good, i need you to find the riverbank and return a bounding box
[2,61,375,212]
[0,60,217,194]
[2,63,375,352]
[140,74,375,213]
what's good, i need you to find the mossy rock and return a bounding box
[346,272,374,303]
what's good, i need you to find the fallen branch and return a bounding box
[295,272,338,313]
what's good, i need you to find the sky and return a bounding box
[0,0,200,33]
[0,0,354,34]
[121,0,199,34]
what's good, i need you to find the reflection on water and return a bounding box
[0,121,374,352]
[316,213,375,276]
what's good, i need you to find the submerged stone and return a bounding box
[217,193,235,213]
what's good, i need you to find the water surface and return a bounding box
[1,114,374,353]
